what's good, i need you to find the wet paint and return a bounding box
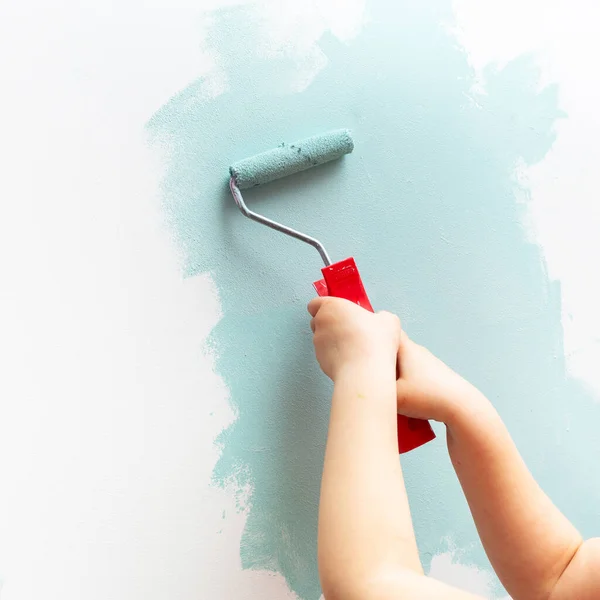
[148,2,600,598]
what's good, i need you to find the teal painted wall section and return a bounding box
[148,1,600,598]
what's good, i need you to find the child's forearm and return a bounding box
[446,392,583,600]
[318,362,422,598]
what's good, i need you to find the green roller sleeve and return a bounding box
[229,129,354,189]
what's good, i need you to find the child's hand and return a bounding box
[308,297,401,382]
[396,333,482,423]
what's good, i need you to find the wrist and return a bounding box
[445,387,495,432]
[334,355,397,385]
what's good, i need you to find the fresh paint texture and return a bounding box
[454,0,600,399]
[147,1,600,598]
[0,0,599,599]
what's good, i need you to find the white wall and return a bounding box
[1,1,598,599]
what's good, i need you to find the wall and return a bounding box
[1,1,599,599]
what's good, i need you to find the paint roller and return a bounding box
[229,129,435,453]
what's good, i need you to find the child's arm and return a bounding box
[395,334,600,600]
[308,297,483,600]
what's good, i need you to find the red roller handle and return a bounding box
[314,257,436,454]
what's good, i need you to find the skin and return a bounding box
[308,296,600,600]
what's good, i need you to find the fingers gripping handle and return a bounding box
[313,258,436,454]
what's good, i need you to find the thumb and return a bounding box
[307,297,326,318]
[398,330,412,352]
[397,330,413,373]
